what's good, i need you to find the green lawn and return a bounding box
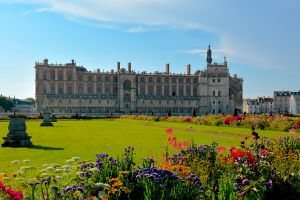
[0,118,293,173]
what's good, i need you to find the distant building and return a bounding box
[290,91,300,114]
[273,91,291,114]
[35,45,243,115]
[244,91,300,114]
[0,106,4,112]
[243,97,273,114]
[12,98,36,113]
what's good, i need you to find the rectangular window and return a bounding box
[218,91,221,96]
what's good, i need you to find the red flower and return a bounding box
[0,181,23,200]
[0,182,5,190]
[185,117,191,122]
[166,128,173,135]
[230,149,256,165]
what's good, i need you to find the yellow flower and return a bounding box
[121,171,129,175]
[112,181,123,187]
[122,187,131,194]
[109,178,119,183]
[109,187,118,194]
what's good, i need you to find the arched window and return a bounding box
[58,83,64,94]
[140,84,145,95]
[67,73,73,81]
[179,78,183,84]
[50,70,55,80]
[148,77,153,83]
[58,71,63,81]
[156,77,161,83]
[123,80,131,91]
[172,77,176,84]
[124,94,131,101]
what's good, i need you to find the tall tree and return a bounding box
[0,97,14,112]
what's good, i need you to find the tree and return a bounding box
[192,109,197,117]
[233,108,238,117]
[25,97,36,104]
[0,97,14,112]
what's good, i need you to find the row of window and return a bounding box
[42,71,199,83]
[44,84,198,96]
[48,99,112,104]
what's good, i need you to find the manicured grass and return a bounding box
[0,119,292,173]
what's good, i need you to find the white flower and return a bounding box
[55,169,63,173]
[23,159,31,163]
[89,167,100,172]
[98,191,108,198]
[55,176,61,180]
[46,166,55,171]
[42,164,49,167]
[40,169,49,173]
[11,160,20,164]
[95,183,111,189]
[62,165,72,170]
[71,157,80,161]
[65,159,73,163]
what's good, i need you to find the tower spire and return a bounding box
[206,44,212,64]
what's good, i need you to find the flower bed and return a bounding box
[1,129,299,199]
[121,114,300,132]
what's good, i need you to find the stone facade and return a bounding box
[273,91,291,113]
[243,97,273,114]
[35,46,243,115]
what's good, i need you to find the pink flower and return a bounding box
[182,141,189,148]
[217,146,226,154]
[166,128,173,135]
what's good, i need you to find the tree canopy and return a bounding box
[0,97,14,112]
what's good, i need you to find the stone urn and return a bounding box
[2,115,32,147]
[40,113,53,126]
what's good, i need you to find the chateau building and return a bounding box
[35,46,243,115]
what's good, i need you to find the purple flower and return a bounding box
[96,153,108,158]
[240,190,249,198]
[242,179,249,186]
[265,179,272,189]
[76,187,84,192]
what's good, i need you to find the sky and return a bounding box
[0,0,299,99]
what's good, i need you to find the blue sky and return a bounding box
[0,0,299,99]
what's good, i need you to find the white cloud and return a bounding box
[1,0,300,72]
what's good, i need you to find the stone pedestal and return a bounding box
[51,114,57,122]
[40,113,53,126]
[2,115,32,147]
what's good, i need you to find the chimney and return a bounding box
[128,62,131,73]
[186,64,191,75]
[117,62,120,72]
[166,63,170,74]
